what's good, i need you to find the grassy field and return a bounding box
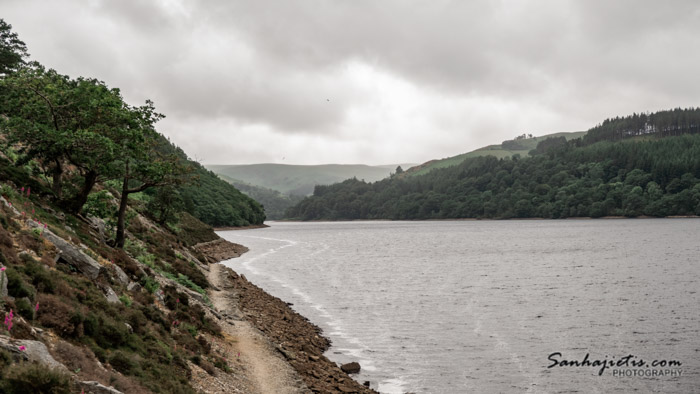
[407,131,586,176]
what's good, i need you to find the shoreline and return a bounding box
[275,215,700,223]
[206,241,377,393]
[213,223,270,231]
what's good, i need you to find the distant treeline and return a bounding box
[286,112,700,220]
[584,107,700,144]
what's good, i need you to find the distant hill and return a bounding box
[406,131,586,176]
[285,108,700,221]
[215,173,305,220]
[207,163,415,196]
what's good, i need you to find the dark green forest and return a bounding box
[286,111,700,220]
[0,19,264,231]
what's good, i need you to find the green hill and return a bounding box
[406,131,586,176]
[286,108,700,221]
[207,163,414,196]
[215,173,304,220]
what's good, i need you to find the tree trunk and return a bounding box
[51,159,63,199]
[66,170,98,214]
[115,174,130,249]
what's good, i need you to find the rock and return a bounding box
[0,271,7,298]
[124,323,133,334]
[340,362,361,374]
[103,286,120,304]
[278,346,296,361]
[77,381,123,394]
[364,381,371,387]
[0,195,20,216]
[111,264,129,286]
[27,220,104,280]
[0,335,69,373]
[126,281,142,292]
[87,215,108,241]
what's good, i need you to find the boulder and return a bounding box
[0,196,20,216]
[126,281,142,292]
[0,335,68,373]
[111,264,130,286]
[340,361,361,374]
[27,220,104,280]
[77,381,124,394]
[103,286,120,304]
[1,271,7,298]
[87,215,108,241]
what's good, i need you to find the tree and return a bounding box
[113,104,191,248]
[1,65,75,198]
[0,19,28,75]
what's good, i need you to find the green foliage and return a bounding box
[0,362,72,394]
[221,177,306,220]
[119,295,133,307]
[287,134,700,220]
[84,190,116,220]
[0,18,29,75]
[584,107,700,144]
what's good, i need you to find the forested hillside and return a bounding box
[286,111,700,220]
[214,174,304,220]
[207,163,400,196]
[0,20,263,229]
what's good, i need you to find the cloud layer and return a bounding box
[4,0,700,164]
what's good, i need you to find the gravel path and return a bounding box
[207,263,309,394]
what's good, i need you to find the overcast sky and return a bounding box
[4,1,700,165]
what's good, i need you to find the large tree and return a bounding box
[113,102,190,248]
[0,19,28,75]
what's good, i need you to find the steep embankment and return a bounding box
[0,181,376,393]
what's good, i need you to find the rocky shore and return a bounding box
[215,263,378,394]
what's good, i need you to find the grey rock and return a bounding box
[0,335,69,373]
[124,323,133,334]
[127,281,142,292]
[78,381,124,394]
[27,220,104,280]
[87,215,107,241]
[111,264,129,286]
[103,286,120,304]
[0,195,20,216]
[0,271,7,298]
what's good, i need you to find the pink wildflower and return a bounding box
[27,187,30,197]
[1,267,5,272]
[20,187,24,194]
[4,309,14,332]
[35,302,39,312]
[18,345,26,351]
[176,298,179,304]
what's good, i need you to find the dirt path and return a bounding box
[207,263,309,394]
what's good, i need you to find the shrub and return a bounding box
[0,362,72,394]
[6,268,34,299]
[108,351,140,376]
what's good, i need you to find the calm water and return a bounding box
[218,220,700,394]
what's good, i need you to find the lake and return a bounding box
[218,219,699,393]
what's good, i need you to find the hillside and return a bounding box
[406,131,586,176]
[215,174,305,220]
[207,163,412,196]
[286,108,700,221]
[0,19,377,393]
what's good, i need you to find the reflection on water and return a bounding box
[219,219,700,394]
